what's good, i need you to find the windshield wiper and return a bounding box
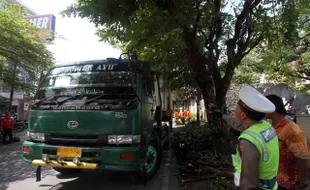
[33,94,84,107]
[32,95,57,106]
[84,92,140,105]
[55,94,85,106]
[125,97,139,108]
[84,94,107,105]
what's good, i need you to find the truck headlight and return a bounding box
[27,132,45,142]
[108,135,140,144]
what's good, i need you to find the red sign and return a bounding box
[24,14,56,40]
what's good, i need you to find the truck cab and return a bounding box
[22,53,163,180]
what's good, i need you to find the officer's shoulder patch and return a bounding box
[260,126,277,143]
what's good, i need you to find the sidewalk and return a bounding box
[0,130,27,147]
[161,131,180,190]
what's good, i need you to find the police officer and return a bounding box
[231,86,279,190]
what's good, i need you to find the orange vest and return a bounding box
[174,112,179,119]
[182,111,187,118]
[186,111,190,119]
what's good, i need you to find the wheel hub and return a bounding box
[144,145,157,172]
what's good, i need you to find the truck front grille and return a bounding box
[44,134,107,147]
[51,134,99,140]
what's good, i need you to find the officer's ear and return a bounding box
[240,111,247,121]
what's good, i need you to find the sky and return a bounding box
[19,0,121,64]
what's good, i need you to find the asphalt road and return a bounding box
[0,131,168,190]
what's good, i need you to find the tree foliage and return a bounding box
[232,0,310,91]
[62,0,310,153]
[0,0,54,95]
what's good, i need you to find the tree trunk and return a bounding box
[196,94,200,126]
[8,62,18,112]
[202,86,230,156]
[8,84,14,112]
[156,74,163,134]
[183,27,231,155]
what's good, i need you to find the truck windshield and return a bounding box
[32,63,139,110]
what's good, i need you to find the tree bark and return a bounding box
[156,74,163,139]
[196,94,200,126]
[182,26,230,155]
[8,84,14,112]
[8,62,18,112]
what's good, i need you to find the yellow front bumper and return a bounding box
[32,160,98,169]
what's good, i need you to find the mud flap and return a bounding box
[36,166,41,182]
[142,165,147,187]
[139,160,147,187]
[140,162,147,187]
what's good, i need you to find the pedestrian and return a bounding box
[1,111,14,144]
[180,108,186,124]
[209,94,310,190]
[182,108,187,119]
[186,109,190,120]
[174,110,179,120]
[265,95,309,190]
[210,86,279,189]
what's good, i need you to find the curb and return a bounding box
[161,129,180,190]
[160,145,171,190]
[160,139,172,190]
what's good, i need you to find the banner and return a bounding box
[24,14,56,40]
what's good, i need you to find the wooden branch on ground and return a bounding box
[204,165,234,179]
[182,175,218,184]
[178,163,234,179]
[296,71,310,80]
[219,179,237,190]
[197,160,232,169]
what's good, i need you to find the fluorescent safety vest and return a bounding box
[232,120,279,190]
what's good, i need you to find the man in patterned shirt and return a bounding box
[265,95,309,190]
[209,94,309,190]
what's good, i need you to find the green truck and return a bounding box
[22,51,172,183]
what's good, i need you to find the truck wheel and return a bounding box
[131,137,162,184]
[53,167,81,175]
[144,139,162,179]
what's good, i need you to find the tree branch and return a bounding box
[300,32,310,40]
[193,0,202,34]
[202,1,223,84]
[242,34,263,57]
[224,0,262,82]
[296,72,310,80]
[301,17,310,26]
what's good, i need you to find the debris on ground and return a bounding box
[172,124,237,190]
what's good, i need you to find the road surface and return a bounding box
[0,131,168,190]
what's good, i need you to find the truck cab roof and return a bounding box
[53,58,139,68]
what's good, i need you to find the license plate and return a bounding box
[57,147,82,157]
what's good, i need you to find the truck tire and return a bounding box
[131,136,162,184]
[144,137,162,179]
[53,167,81,175]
